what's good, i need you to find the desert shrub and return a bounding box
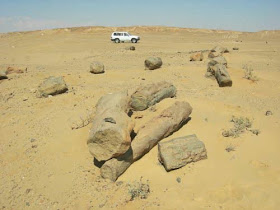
[222,116,259,138]
[127,177,150,201]
[243,64,258,82]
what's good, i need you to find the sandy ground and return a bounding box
[0,26,280,209]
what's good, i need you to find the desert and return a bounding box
[1,26,280,209]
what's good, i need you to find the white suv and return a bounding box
[111,32,140,43]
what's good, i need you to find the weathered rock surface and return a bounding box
[0,70,8,80]
[130,81,176,111]
[215,64,232,87]
[100,101,193,181]
[190,52,204,61]
[145,57,162,70]
[87,92,134,161]
[206,56,228,77]
[90,61,105,74]
[6,66,27,74]
[158,134,207,171]
[38,76,68,97]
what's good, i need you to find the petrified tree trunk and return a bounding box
[100,101,193,181]
[130,81,177,111]
[158,134,207,171]
[215,64,232,87]
[87,92,134,161]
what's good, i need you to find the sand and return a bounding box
[0,26,280,209]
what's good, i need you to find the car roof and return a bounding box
[112,32,128,33]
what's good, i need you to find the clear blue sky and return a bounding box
[0,0,279,33]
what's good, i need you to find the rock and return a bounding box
[37,76,68,97]
[158,135,207,171]
[130,81,176,111]
[211,46,229,54]
[144,57,162,70]
[6,66,27,74]
[90,61,105,74]
[0,70,8,80]
[265,110,273,116]
[87,92,134,161]
[101,101,193,181]
[190,52,204,61]
[215,64,232,87]
[207,56,228,77]
[126,46,135,51]
[233,47,239,50]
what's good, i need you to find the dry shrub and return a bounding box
[243,64,258,82]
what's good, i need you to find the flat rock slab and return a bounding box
[38,76,68,97]
[158,134,207,171]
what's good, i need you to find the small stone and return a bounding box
[0,70,8,80]
[90,61,105,74]
[23,97,28,101]
[176,177,181,183]
[145,57,162,70]
[233,47,239,50]
[265,111,273,116]
[38,76,68,97]
[30,138,36,143]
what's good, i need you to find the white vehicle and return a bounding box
[111,32,140,43]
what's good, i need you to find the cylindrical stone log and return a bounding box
[215,64,232,87]
[130,81,177,111]
[100,101,193,181]
[87,92,134,161]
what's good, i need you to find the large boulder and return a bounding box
[158,134,207,171]
[215,64,232,87]
[145,57,162,70]
[6,66,27,74]
[90,61,105,74]
[190,52,204,61]
[130,81,176,111]
[0,70,8,80]
[38,76,68,97]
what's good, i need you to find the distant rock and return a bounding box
[265,110,273,116]
[6,66,27,74]
[144,57,162,70]
[158,135,207,171]
[211,46,229,54]
[190,52,204,61]
[38,76,68,97]
[90,61,105,74]
[125,46,135,51]
[0,70,8,80]
[233,47,239,50]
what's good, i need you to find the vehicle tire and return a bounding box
[115,38,120,43]
[131,38,137,43]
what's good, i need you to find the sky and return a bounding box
[0,0,279,33]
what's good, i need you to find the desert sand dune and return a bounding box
[0,26,280,209]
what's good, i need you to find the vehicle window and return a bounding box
[124,33,128,36]
[114,33,117,36]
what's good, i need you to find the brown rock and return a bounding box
[90,61,105,74]
[190,52,204,61]
[145,57,162,70]
[6,66,27,74]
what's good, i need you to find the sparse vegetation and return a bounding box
[243,64,258,82]
[222,116,259,138]
[127,177,150,201]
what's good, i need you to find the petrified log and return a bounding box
[215,64,232,87]
[130,81,177,111]
[87,92,134,161]
[100,101,193,181]
[158,134,207,171]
